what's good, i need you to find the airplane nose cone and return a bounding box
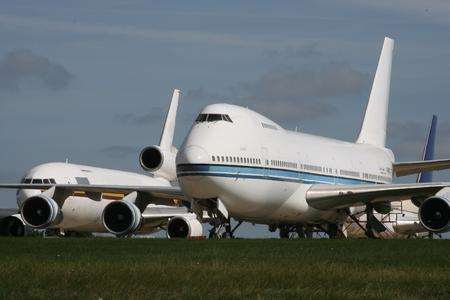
[177,145,209,165]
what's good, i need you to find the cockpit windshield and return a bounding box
[195,113,233,123]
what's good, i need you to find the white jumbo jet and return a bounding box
[176,37,450,238]
[0,90,203,238]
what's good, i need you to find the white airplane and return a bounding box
[0,89,203,238]
[176,37,450,238]
[345,115,438,238]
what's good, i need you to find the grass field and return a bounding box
[0,238,449,299]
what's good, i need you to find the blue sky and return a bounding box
[1,1,450,238]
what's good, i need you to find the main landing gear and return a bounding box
[278,224,314,239]
[209,218,243,239]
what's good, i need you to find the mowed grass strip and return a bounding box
[0,238,449,299]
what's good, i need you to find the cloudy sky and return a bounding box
[1,1,450,237]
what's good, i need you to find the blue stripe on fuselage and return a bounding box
[176,164,379,185]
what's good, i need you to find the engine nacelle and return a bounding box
[102,201,141,236]
[139,145,177,181]
[21,195,61,229]
[0,214,26,236]
[167,214,203,239]
[419,196,450,233]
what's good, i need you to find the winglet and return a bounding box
[417,115,437,183]
[159,89,181,150]
[357,37,395,148]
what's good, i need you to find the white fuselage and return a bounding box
[176,104,395,226]
[17,162,171,232]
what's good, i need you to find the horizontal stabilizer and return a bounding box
[394,159,450,177]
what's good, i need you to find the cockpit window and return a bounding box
[32,179,43,184]
[50,178,56,184]
[43,179,50,184]
[207,114,223,122]
[23,178,32,184]
[75,177,90,185]
[195,113,232,123]
[195,114,207,122]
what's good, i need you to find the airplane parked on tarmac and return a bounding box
[176,37,450,238]
[0,90,203,238]
[345,115,438,238]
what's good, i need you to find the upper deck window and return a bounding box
[261,122,277,130]
[195,113,232,123]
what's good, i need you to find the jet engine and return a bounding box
[0,214,26,236]
[102,201,141,236]
[139,145,177,180]
[419,196,450,232]
[167,214,203,238]
[21,195,61,229]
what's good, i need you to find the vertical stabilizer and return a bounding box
[356,37,395,147]
[159,89,181,150]
[417,115,437,183]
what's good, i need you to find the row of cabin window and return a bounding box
[363,173,390,182]
[212,156,261,165]
[271,160,297,169]
[21,178,56,184]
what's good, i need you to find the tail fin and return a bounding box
[159,89,181,150]
[417,115,437,183]
[356,37,395,147]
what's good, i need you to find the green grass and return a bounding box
[0,238,449,299]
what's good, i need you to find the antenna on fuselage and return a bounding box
[356,37,394,148]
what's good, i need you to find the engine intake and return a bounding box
[21,195,60,229]
[419,197,450,232]
[0,215,25,236]
[102,201,141,236]
[167,214,203,239]
[139,146,163,171]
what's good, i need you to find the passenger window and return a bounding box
[32,179,43,184]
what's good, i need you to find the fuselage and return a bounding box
[18,162,171,231]
[177,104,395,225]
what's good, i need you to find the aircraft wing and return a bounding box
[393,159,450,176]
[0,183,185,208]
[306,182,448,210]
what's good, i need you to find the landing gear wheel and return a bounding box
[328,223,345,239]
[279,225,290,239]
[295,225,306,239]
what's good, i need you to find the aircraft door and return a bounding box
[261,147,269,178]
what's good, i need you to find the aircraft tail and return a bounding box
[417,115,437,183]
[356,37,395,148]
[159,89,181,150]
